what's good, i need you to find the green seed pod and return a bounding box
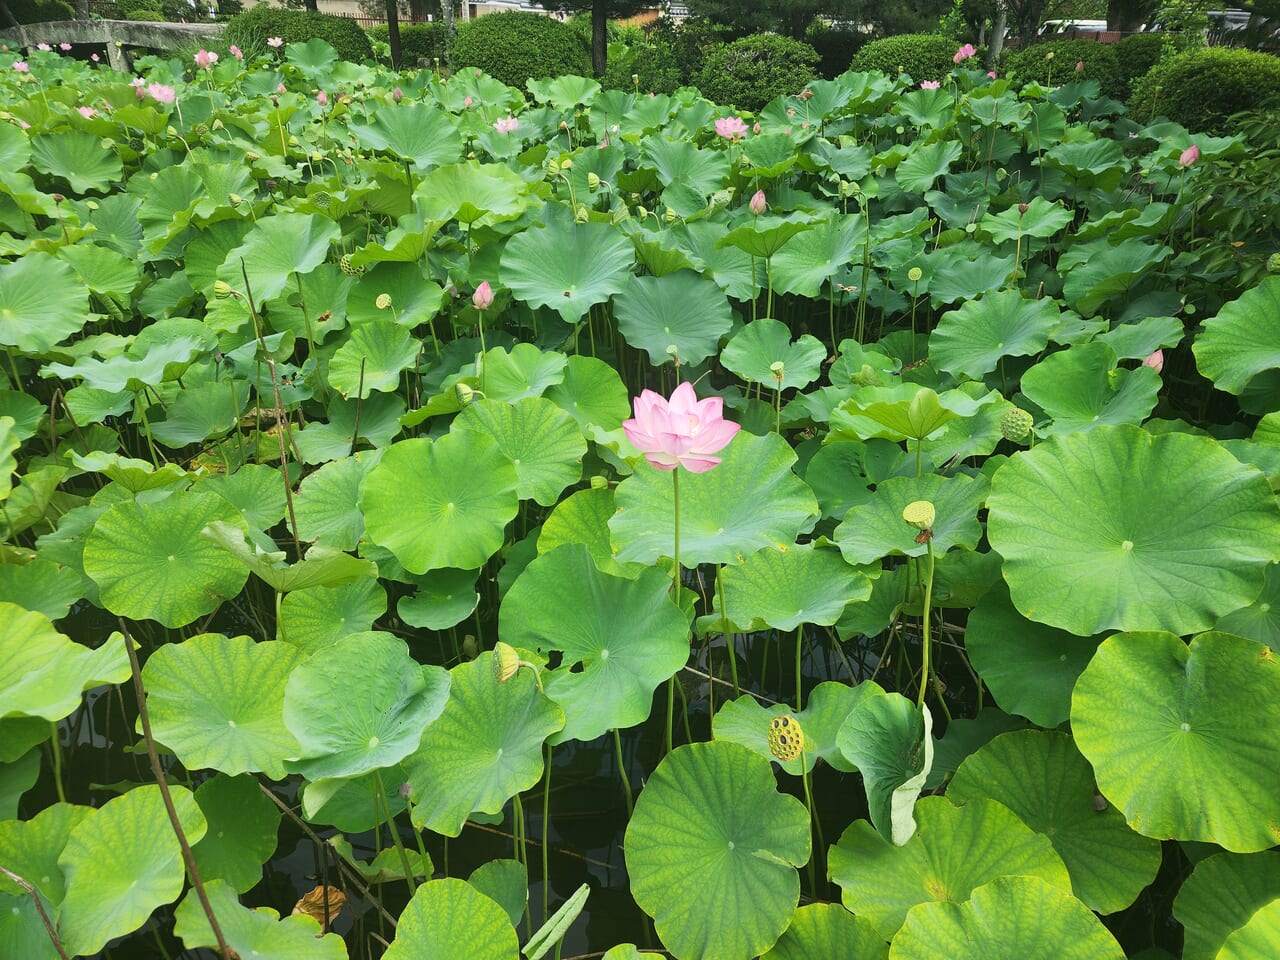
[1000,407,1034,442]
[902,500,936,532]
[767,715,805,762]
[338,254,363,277]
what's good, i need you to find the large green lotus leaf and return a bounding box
[828,795,1071,939]
[1193,276,1280,396]
[642,137,729,195]
[278,579,387,652]
[43,329,210,394]
[478,344,568,402]
[382,877,518,960]
[202,463,289,532]
[149,379,250,448]
[712,681,881,775]
[284,633,449,781]
[328,318,419,399]
[981,196,1073,242]
[361,433,519,574]
[610,431,819,567]
[294,395,403,464]
[0,254,87,354]
[613,271,733,367]
[988,426,1280,636]
[831,385,997,442]
[544,354,630,431]
[350,101,462,170]
[1020,341,1160,435]
[416,159,531,225]
[0,603,128,722]
[29,130,123,194]
[500,218,633,325]
[217,213,341,306]
[454,397,585,506]
[895,140,963,193]
[964,582,1100,728]
[889,876,1125,960]
[1217,899,1280,959]
[717,216,812,260]
[83,490,250,627]
[721,318,827,392]
[1059,237,1170,317]
[537,487,644,578]
[0,802,92,908]
[300,765,407,832]
[672,220,756,300]
[0,389,42,441]
[1072,631,1280,852]
[930,290,1061,381]
[191,775,280,895]
[0,891,57,960]
[1173,851,1280,960]
[760,903,888,960]
[202,521,377,594]
[770,214,865,298]
[528,73,602,110]
[713,544,871,632]
[1214,562,1280,650]
[57,243,139,299]
[625,741,811,960]
[142,633,304,780]
[397,567,480,630]
[58,785,207,958]
[405,653,564,837]
[838,693,934,845]
[500,544,688,744]
[0,557,81,622]
[833,473,988,567]
[174,879,347,959]
[347,262,445,328]
[1096,313,1185,361]
[948,730,1161,914]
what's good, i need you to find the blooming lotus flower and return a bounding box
[954,43,976,63]
[12,61,28,73]
[1180,144,1199,167]
[267,36,284,48]
[147,83,175,104]
[493,115,518,133]
[37,43,51,52]
[921,80,940,89]
[1143,349,1164,373]
[316,90,327,106]
[473,281,493,310]
[77,106,97,119]
[59,43,71,51]
[194,49,217,70]
[714,115,748,141]
[91,53,99,62]
[749,189,766,215]
[229,44,243,60]
[623,381,741,473]
[987,70,996,78]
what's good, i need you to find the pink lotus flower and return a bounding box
[623,381,741,473]
[316,90,327,106]
[987,70,996,78]
[229,44,243,60]
[1180,144,1199,167]
[1143,349,1164,373]
[147,83,175,104]
[463,95,473,108]
[91,53,99,62]
[12,61,28,73]
[749,189,766,215]
[277,83,286,93]
[493,115,518,133]
[1075,60,1085,71]
[921,80,940,89]
[36,43,51,52]
[77,106,97,119]
[59,43,71,51]
[194,48,218,70]
[473,281,493,310]
[267,36,284,48]
[714,115,748,141]
[954,43,976,63]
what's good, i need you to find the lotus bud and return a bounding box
[767,715,804,762]
[587,172,601,190]
[1000,407,1034,442]
[590,475,608,490]
[398,782,412,799]
[907,267,923,282]
[1179,144,1199,167]
[375,293,392,310]
[752,121,761,134]
[213,280,233,299]
[473,281,494,311]
[1142,349,1164,374]
[228,193,243,205]
[575,204,589,223]
[462,634,478,659]
[392,86,403,102]
[631,73,639,84]
[492,641,520,683]
[852,363,879,387]
[1075,60,1084,72]
[902,500,935,532]
[455,382,476,407]
[749,189,766,215]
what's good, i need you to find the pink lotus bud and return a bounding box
[752,121,761,134]
[277,83,286,94]
[464,95,473,108]
[1179,144,1199,167]
[473,281,493,311]
[91,53,99,62]
[229,44,243,60]
[749,190,766,215]
[316,91,327,106]
[392,86,403,102]
[987,71,996,79]
[1143,350,1164,374]
[1075,60,1085,72]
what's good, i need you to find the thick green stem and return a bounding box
[541,743,552,923]
[612,728,634,819]
[667,468,682,755]
[49,722,66,804]
[373,774,417,898]
[918,539,936,711]
[717,564,740,698]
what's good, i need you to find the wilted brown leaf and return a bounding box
[292,884,346,932]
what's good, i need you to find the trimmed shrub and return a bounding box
[693,33,820,112]
[368,22,446,66]
[1001,38,1124,99]
[450,11,591,91]
[1129,46,1280,134]
[1113,31,1166,90]
[124,6,166,19]
[648,15,745,86]
[223,6,374,63]
[602,41,681,96]
[850,33,960,84]
[8,0,74,22]
[805,22,868,79]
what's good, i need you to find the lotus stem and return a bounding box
[0,866,70,960]
[612,728,634,819]
[48,721,66,804]
[717,564,740,698]
[918,537,936,711]
[373,773,417,898]
[542,743,552,923]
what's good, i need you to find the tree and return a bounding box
[685,0,951,40]
[536,0,650,76]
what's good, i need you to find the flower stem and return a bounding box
[717,564,740,698]
[918,537,936,711]
[667,467,682,756]
[541,743,552,923]
[612,727,634,818]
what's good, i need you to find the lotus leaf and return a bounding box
[191,774,281,894]
[173,879,347,959]
[838,693,934,845]
[1173,851,1280,960]
[760,903,888,959]
[500,217,633,324]
[613,270,733,367]
[382,877,518,960]
[1193,276,1280,398]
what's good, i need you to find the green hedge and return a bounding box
[7,0,74,22]
[222,6,374,64]
[1113,32,1167,91]
[1129,46,1280,135]
[602,41,682,96]
[450,11,591,91]
[368,22,446,67]
[849,33,960,85]
[693,33,820,112]
[648,16,745,87]
[1001,38,1124,99]
[805,23,868,80]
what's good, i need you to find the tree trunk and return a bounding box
[74,0,89,20]
[304,0,319,11]
[592,1,607,77]
[386,0,402,69]
[989,3,1007,63]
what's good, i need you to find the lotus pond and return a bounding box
[2,35,1280,960]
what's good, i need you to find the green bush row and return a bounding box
[223,5,373,64]
[368,21,447,67]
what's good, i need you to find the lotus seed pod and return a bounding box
[767,715,805,762]
[492,642,520,683]
[770,361,785,381]
[575,204,590,223]
[338,254,363,277]
[228,193,243,205]
[313,191,331,209]
[587,172,601,190]
[375,293,392,310]
[561,157,572,169]
[902,500,936,531]
[245,151,260,162]
[1268,252,1280,273]
[590,475,608,490]
[907,267,923,282]
[1000,407,1034,442]
[213,280,233,299]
